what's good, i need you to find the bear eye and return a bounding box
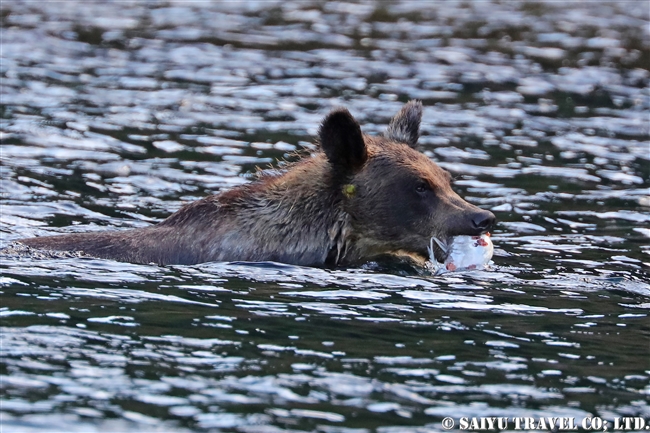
[415,181,429,194]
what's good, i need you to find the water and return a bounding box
[1,1,649,432]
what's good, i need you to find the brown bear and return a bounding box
[20,101,495,267]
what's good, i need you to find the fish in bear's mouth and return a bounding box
[427,233,493,272]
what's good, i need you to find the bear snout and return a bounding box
[471,210,496,233]
[447,209,496,238]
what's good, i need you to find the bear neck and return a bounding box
[217,156,355,266]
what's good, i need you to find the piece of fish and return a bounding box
[428,233,493,272]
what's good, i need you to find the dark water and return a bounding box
[1,1,649,432]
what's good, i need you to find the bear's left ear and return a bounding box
[384,100,422,149]
[319,108,367,173]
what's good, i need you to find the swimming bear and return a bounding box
[20,101,495,267]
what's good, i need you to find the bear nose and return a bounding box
[472,211,496,232]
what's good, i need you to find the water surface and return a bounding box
[1,1,649,432]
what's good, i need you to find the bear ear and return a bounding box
[384,100,422,149]
[319,108,367,172]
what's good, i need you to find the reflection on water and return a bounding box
[1,0,649,431]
